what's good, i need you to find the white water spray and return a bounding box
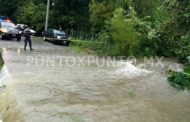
[115,61,152,77]
[0,65,9,88]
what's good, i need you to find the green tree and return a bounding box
[108,7,140,55]
[154,0,190,59]
[89,0,128,32]
[0,0,25,19]
[16,1,46,32]
[133,0,164,18]
[51,0,91,31]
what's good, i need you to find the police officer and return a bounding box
[24,27,33,51]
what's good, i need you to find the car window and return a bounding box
[47,29,53,34]
[53,30,66,35]
[1,22,16,28]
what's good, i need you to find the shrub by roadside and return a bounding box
[168,64,190,90]
[0,52,4,69]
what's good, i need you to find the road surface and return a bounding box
[0,38,190,122]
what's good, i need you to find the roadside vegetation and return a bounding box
[168,64,190,90]
[0,0,189,89]
[0,52,4,69]
[69,0,190,60]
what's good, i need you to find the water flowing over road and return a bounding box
[0,39,190,122]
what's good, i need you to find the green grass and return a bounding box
[70,39,106,54]
[70,39,127,56]
[33,36,43,41]
[70,45,87,54]
[184,64,190,74]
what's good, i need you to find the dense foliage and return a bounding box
[0,0,90,33]
[16,1,46,32]
[168,65,190,90]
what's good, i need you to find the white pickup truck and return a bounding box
[0,21,22,41]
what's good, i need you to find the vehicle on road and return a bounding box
[16,24,36,36]
[42,29,71,46]
[0,21,22,41]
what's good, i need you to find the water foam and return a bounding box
[115,62,152,77]
[0,65,9,88]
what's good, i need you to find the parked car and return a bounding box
[42,29,71,46]
[0,21,22,41]
[16,24,36,35]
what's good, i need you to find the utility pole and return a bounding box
[45,0,50,31]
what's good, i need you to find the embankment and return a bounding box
[0,52,25,122]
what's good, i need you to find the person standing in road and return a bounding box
[24,27,33,51]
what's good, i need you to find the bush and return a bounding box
[95,7,141,56]
[168,65,190,90]
[176,34,190,63]
[0,52,4,69]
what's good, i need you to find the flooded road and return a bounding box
[0,39,190,122]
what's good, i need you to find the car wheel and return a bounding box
[17,36,21,41]
[65,41,69,46]
[43,36,46,41]
[1,35,5,40]
[62,41,68,46]
[53,40,57,45]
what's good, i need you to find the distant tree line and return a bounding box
[0,0,90,32]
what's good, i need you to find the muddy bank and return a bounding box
[0,51,23,122]
[0,65,24,122]
[0,87,25,122]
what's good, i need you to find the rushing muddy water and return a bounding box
[0,40,190,122]
[0,65,9,89]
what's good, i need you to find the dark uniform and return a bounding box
[24,28,33,51]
